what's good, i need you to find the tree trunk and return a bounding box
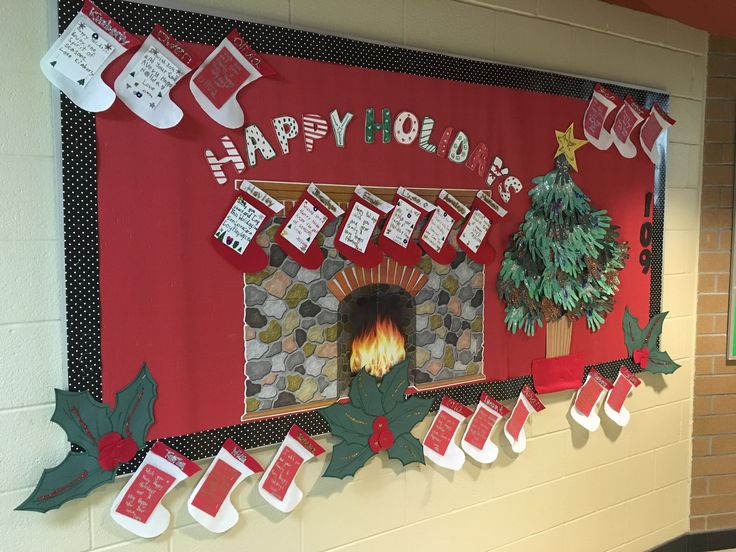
[546,317,573,358]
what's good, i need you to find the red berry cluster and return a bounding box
[368,415,394,452]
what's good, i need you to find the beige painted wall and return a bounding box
[0,0,706,550]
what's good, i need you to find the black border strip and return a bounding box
[57,0,667,473]
[649,529,736,552]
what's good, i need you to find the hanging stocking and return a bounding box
[187,439,264,533]
[640,104,676,164]
[503,385,545,454]
[604,366,641,427]
[212,180,284,273]
[40,0,140,112]
[582,84,620,150]
[190,29,276,129]
[258,424,324,513]
[611,96,646,159]
[110,442,201,538]
[114,25,199,129]
[422,396,473,471]
[335,186,393,268]
[419,190,469,265]
[461,392,509,464]
[570,369,612,432]
[457,191,503,264]
[378,187,435,266]
[275,184,344,269]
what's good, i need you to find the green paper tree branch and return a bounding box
[319,360,434,479]
[622,308,680,374]
[16,363,157,513]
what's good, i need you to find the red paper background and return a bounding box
[96,41,653,440]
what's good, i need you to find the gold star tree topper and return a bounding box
[554,123,588,171]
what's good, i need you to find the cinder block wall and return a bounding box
[0,1,706,550]
[691,34,736,532]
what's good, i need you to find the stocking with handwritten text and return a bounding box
[335,186,393,268]
[378,187,435,266]
[419,190,469,265]
[422,396,473,471]
[457,191,504,264]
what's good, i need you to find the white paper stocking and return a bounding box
[187,439,264,533]
[40,0,139,112]
[640,104,676,164]
[503,385,545,454]
[611,96,646,159]
[190,29,276,129]
[423,396,473,471]
[604,366,641,427]
[461,392,508,464]
[570,369,611,432]
[110,442,201,538]
[583,84,620,150]
[258,424,324,513]
[114,25,198,129]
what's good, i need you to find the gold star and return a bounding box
[554,123,588,172]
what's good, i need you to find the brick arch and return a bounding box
[327,258,428,300]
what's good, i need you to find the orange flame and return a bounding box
[350,315,406,378]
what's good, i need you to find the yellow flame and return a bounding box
[350,315,406,378]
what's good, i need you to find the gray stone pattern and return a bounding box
[243,217,484,416]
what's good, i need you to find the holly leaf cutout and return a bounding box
[387,433,425,466]
[348,370,383,417]
[385,396,434,438]
[646,349,681,374]
[622,307,644,355]
[322,441,376,479]
[319,402,374,445]
[109,363,157,448]
[379,359,410,413]
[642,311,668,351]
[51,389,112,455]
[15,452,115,513]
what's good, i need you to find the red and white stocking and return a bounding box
[583,84,621,150]
[187,439,264,533]
[275,184,344,269]
[640,104,676,164]
[110,442,201,538]
[258,425,324,513]
[335,186,393,268]
[422,396,473,471]
[458,191,503,264]
[504,385,545,454]
[604,366,641,427]
[40,0,139,112]
[378,187,435,266]
[611,96,646,159]
[461,392,509,464]
[190,29,276,129]
[419,190,470,265]
[114,25,199,129]
[570,369,612,432]
[213,180,284,273]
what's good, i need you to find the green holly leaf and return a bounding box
[15,452,115,513]
[622,307,645,355]
[319,402,374,445]
[322,441,376,479]
[379,359,410,413]
[646,349,681,374]
[109,363,157,448]
[642,311,668,351]
[385,396,433,437]
[51,389,112,455]
[387,433,425,466]
[349,370,383,417]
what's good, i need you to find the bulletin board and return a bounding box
[57,0,668,472]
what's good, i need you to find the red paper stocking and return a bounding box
[335,186,393,268]
[611,96,646,159]
[213,181,284,273]
[639,104,676,164]
[378,187,434,266]
[604,366,641,427]
[275,183,344,269]
[570,369,612,432]
[457,191,503,264]
[419,190,469,265]
[583,84,621,150]
[503,385,545,454]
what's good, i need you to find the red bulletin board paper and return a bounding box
[95,40,652,439]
